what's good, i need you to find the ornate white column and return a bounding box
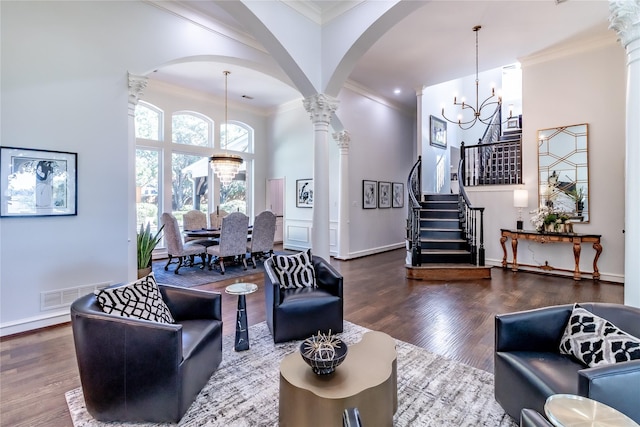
[303,94,339,261]
[610,0,640,308]
[333,130,351,260]
[128,73,148,280]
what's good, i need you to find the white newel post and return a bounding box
[303,94,339,261]
[610,0,640,307]
[333,130,351,259]
[128,73,148,281]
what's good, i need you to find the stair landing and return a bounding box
[406,264,492,281]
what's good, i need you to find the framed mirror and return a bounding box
[538,123,589,222]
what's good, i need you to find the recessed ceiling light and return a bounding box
[393,89,401,95]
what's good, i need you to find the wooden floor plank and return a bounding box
[0,248,624,427]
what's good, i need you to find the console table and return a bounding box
[500,229,602,281]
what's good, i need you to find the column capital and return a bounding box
[609,0,640,47]
[128,73,148,105]
[303,94,339,124]
[333,130,351,150]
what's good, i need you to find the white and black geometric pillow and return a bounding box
[271,249,316,289]
[559,305,640,367]
[94,272,175,324]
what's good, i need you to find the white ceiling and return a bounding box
[149,0,614,112]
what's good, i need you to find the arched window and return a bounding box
[218,121,253,214]
[172,112,212,147]
[221,121,253,153]
[135,102,163,141]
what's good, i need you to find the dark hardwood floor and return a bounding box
[0,248,624,427]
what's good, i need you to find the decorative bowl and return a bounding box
[300,332,348,375]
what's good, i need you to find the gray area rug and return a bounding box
[152,250,294,288]
[65,321,516,427]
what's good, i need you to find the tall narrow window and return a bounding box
[172,153,209,224]
[135,102,162,141]
[218,122,252,214]
[136,148,160,233]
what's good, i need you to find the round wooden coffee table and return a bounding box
[279,331,397,427]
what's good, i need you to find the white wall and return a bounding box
[0,1,287,335]
[338,87,415,257]
[268,86,414,257]
[469,38,627,282]
[420,67,503,194]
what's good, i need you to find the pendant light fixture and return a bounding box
[441,25,513,130]
[210,70,243,186]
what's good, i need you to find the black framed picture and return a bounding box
[296,179,313,208]
[0,146,77,217]
[362,180,377,209]
[392,182,404,208]
[378,181,391,208]
[430,115,447,149]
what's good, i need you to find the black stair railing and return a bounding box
[458,158,485,266]
[461,106,522,186]
[407,156,422,266]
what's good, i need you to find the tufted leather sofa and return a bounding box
[264,255,343,343]
[495,302,640,423]
[71,284,223,423]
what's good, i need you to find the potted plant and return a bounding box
[137,222,164,278]
[568,187,585,215]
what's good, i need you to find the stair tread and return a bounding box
[421,249,471,255]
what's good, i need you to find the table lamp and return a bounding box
[513,189,528,230]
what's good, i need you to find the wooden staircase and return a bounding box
[406,194,491,281]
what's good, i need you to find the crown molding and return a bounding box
[344,80,415,117]
[281,1,364,25]
[144,0,268,54]
[519,32,618,67]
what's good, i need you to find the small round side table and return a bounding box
[544,394,638,427]
[225,282,258,351]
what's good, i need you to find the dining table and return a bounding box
[183,226,252,240]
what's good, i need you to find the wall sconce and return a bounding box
[513,189,528,230]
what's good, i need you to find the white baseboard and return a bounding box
[1,310,70,337]
[484,258,624,283]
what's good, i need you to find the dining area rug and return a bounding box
[151,256,263,287]
[65,321,517,427]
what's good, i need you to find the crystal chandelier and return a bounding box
[441,25,513,130]
[210,70,243,186]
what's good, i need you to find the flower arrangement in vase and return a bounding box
[530,206,572,233]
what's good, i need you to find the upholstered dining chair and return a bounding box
[209,209,229,229]
[183,209,217,248]
[206,211,249,274]
[247,210,276,268]
[160,212,207,274]
[264,251,343,343]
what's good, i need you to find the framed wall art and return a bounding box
[378,181,391,208]
[430,115,447,149]
[362,180,377,209]
[296,178,313,208]
[1,146,77,217]
[392,182,404,208]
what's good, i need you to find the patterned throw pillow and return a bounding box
[271,249,316,289]
[94,273,175,323]
[559,305,640,367]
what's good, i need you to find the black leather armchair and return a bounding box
[495,303,640,423]
[520,409,552,427]
[264,255,343,343]
[70,284,223,423]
